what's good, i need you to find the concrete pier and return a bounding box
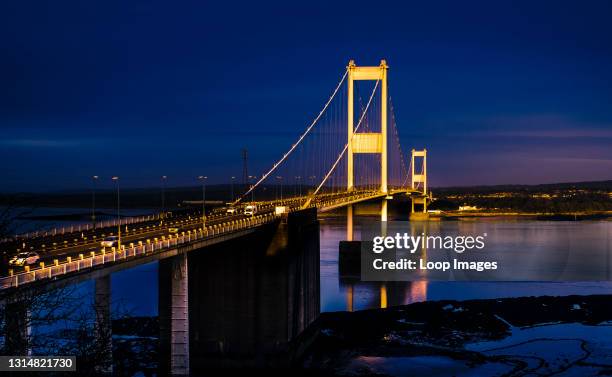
[188,208,320,371]
[159,253,190,376]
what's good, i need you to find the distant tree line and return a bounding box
[433,192,612,213]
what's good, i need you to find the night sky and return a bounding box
[1,0,611,192]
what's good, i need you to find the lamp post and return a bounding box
[230,176,235,202]
[295,176,302,197]
[248,175,256,203]
[276,176,283,202]
[198,176,207,229]
[91,175,99,229]
[112,176,120,250]
[161,175,167,224]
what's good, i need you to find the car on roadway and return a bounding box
[226,207,237,214]
[168,227,179,234]
[100,236,119,248]
[9,252,40,266]
[244,205,257,216]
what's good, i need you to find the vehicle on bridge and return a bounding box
[100,236,119,248]
[226,207,237,214]
[9,252,40,266]
[168,227,180,234]
[244,205,257,216]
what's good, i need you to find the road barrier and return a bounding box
[0,213,278,290]
[3,210,234,244]
[10,212,168,241]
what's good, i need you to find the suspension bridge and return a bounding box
[234,59,428,216]
[0,59,429,291]
[0,59,432,375]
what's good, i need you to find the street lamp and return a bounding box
[161,175,167,224]
[248,175,256,203]
[91,175,99,228]
[112,176,121,250]
[309,175,316,189]
[230,176,235,202]
[295,176,302,197]
[275,176,278,201]
[276,176,283,202]
[198,176,207,229]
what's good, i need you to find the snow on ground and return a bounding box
[466,321,612,375]
[343,355,513,377]
[340,320,612,376]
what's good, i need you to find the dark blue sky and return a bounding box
[1,0,611,191]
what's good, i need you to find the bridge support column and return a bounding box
[347,61,355,190]
[410,149,429,220]
[94,276,113,374]
[346,205,354,241]
[410,197,430,220]
[346,59,388,194]
[159,254,189,376]
[381,198,388,222]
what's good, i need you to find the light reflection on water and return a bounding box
[319,215,612,312]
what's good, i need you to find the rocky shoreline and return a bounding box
[295,295,612,376]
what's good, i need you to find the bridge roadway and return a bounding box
[0,189,412,291]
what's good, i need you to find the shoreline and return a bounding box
[295,294,612,375]
[437,211,612,220]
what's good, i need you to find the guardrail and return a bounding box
[6,211,231,245]
[0,213,278,290]
[314,191,381,209]
[11,212,168,241]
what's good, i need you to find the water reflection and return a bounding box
[107,213,612,316]
[340,281,428,311]
[320,213,612,312]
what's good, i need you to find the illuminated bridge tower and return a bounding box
[410,148,429,218]
[347,59,389,224]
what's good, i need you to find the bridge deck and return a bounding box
[0,190,416,292]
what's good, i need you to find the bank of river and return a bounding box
[297,294,612,376]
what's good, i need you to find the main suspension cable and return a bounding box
[235,69,349,204]
[303,79,380,208]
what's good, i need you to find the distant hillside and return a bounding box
[431,180,612,213]
[0,183,312,209]
[433,180,612,194]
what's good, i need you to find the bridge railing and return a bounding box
[9,212,168,242]
[313,190,381,209]
[0,213,279,290]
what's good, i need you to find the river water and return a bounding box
[8,209,612,315]
[104,213,612,316]
[319,215,612,312]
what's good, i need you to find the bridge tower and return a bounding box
[410,149,428,216]
[347,59,389,221]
